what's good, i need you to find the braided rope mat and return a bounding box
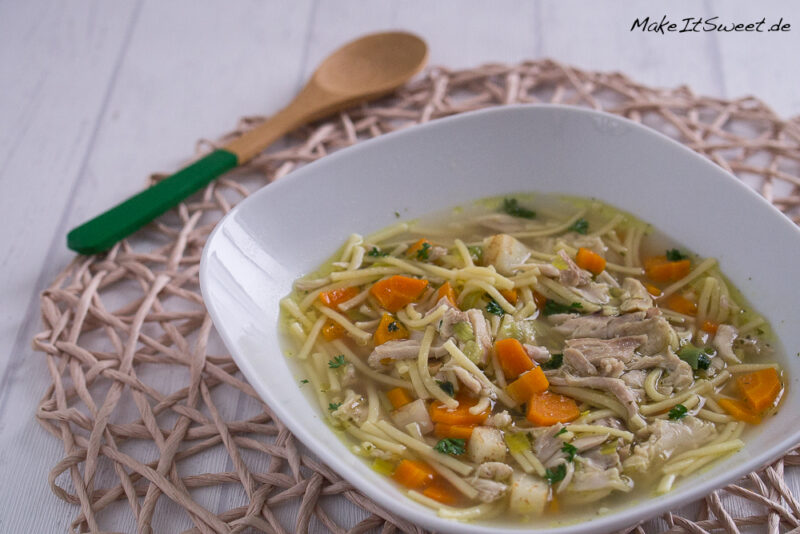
[33,60,800,534]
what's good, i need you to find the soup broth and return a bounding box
[279,194,784,524]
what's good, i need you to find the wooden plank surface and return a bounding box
[0,0,798,531]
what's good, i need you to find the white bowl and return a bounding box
[200,105,800,533]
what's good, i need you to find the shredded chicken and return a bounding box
[624,416,717,471]
[619,278,653,313]
[471,478,509,503]
[524,344,551,363]
[628,350,693,390]
[568,464,631,493]
[331,390,367,425]
[477,462,514,480]
[550,311,648,338]
[565,336,646,363]
[714,324,740,363]
[563,348,598,376]
[487,410,512,428]
[558,249,592,287]
[548,374,644,428]
[367,340,446,369]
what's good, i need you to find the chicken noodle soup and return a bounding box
[279,195,784,522]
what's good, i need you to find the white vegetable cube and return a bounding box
[391,399,433,434]
[483,234,530,275]
[468,426,506,463]
[509,473,549,516]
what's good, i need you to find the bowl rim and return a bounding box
[200,103,800,533]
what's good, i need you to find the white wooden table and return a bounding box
[1,1,799,531]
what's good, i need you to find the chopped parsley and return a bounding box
[437,380,455,397]
[501,198,536,219]
[568,218,589,235]
[562,443,578,462]
[666,249,688,261]
[677,344,711,371]
[468,245,484,263]
[697,353,711,370]
[668,404,688,420]
[328,402,342,411]
[394,211,401,218]
[328,355,346,368]
[555,427,568,436]
[434,438,466,456]
[367,246,388,257]
[300,379,309,384]
[416,242,432,261]
[542,353,564,370]
[485,299,504,316]
[387,321,399,332]
[542,301,583,316]
[545,463,567,484]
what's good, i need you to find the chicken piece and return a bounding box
[597,357,626,378]
[628,350,693,391]
[619,278,653,313]
[572,281,612,305]
[624,416,716,472]
[567,465,631,493]
[468,427,507,464]
[564,336,646,363]
[524,344,551,363]
[714,324,740,364]
[558,249,592,287]
[341,364,357,387]
[535,263,561,277]
[486,411,512,428]
[548,375,644,428]
[613,316,677,355]
[450,365,483,395]
[619,369,646,388]
[571,434,609,452]
[483,234,531,275]
[509,473,549,516]
[531,424,565,464]
[476,462,514,480]
[331,390,367,425]
[550,311,647,338]
[472,478,509,503]
[391,399,433,434]
[367,340,447,370]
[466,309,493,363]
[563,348,598,376]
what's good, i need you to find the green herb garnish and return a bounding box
[568,218,589,235]
[387,321,399,332]
[328,355,346,368]
[666,249,688,261]
[468,245,484,263]
[677,344,710,371]
[416,242,432,261]
[545,464,567,484]
[555,427,568,436]
[434,438,466,456]
[668,404,688,420]
[300,379,309,384]
[367,246,388,257]
[437,380,455,397]
[542,301,583,316]
[486,299,504,316]
[562,443,578,462]
[328,402,342,411]
[542,353,563,370]
[501,198,536,219]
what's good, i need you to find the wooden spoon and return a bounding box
[67,31,428,254]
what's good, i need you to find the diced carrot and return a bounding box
[701,320,719,334]
[392,459,435,490]
[321,319,346,341]
[495,338,534,380]
[526,391,581,426]
[422,480,460,505]
[318,286,359,309]
[718,397,762,425]
[433,423,475,440]
[645,283,662,297]
[430,395,491,426]
[374,313,409,346]
[506,367,550,404]
[407,238,433,260]
[370,275,429,312]
[533,291,547,311]
[437,281,458,307]
[665,294,697,316]
[499,288,518,305]
[386,387,414,410]
[644,256,691,283]
[736,368,782,413]
[575,247,606,275]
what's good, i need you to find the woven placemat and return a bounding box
[33,60,800,534]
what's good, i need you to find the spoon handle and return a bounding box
[66,149,238,254]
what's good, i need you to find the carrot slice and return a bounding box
[430,395,490,426]
[386,387,414,410]
[499,288,518,305]
[644,256,691,283]
[433,423,475,440]
[422,480,460,505]
[318,286,359,309]
[392,459,435,490]
[407,238,434,260]
[526,391,580,426]
[437,281,458,307]
[506,367,549,404]
[736,368,782,412]
[374,313,409,346]
[701,320,719,334]
[495,338,534,380]
[645,283,662,297]
[575,247,606,275]
[321,319,346,341]
[370,275,428,312]
[533,291,547,310]
[665,294,697,316]
[718,397,762,424]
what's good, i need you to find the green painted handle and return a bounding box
[67,149,238,254]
